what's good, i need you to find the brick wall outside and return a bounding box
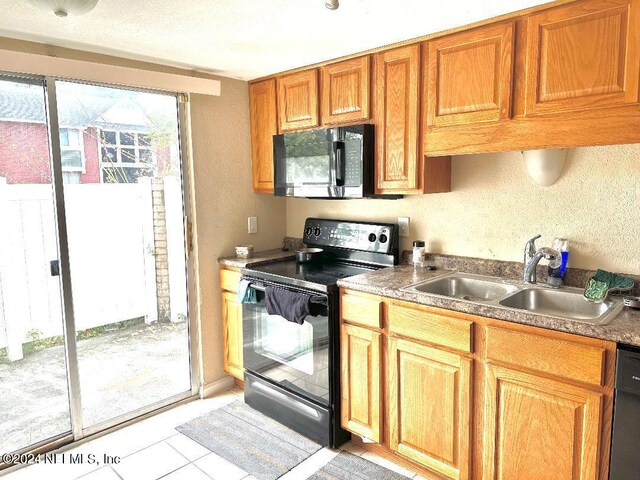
[81,127,100,183]
[0,121,171,185]
[0,121,51,184]
[151,177,171,322]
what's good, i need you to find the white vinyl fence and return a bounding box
[0,177,187,360]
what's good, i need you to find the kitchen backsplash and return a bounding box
[285,235,639,296]
[282,236,305,252]
[285,144,640,273]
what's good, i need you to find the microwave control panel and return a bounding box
[303,218,396,255]
[344,140,362,187]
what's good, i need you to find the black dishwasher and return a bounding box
[609,345,640,479]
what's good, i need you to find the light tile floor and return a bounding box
[2,386,424,480]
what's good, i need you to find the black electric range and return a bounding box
[243,259,378,293]
[239,218,399,448]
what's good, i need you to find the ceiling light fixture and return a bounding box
[27,0,98,17]
[325,0,339,10]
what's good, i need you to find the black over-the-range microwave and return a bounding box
[273,124,393,199]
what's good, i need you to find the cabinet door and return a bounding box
[483,364,603,480]
[277,69,319,132]
[321,56,371,125]
[341,323,382,443]
[220,267,241,293]
[426,22,514,126]
[249,79,277,193]
[524,0,640,116]
[374,45,421,193]
[222,291,244,380]
[389,337,472,480]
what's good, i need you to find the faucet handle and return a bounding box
[526,234,542,244]
[524,234,541,259]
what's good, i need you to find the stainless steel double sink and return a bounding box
[401,272,624,325]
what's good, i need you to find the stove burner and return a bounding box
[245,259,375,293]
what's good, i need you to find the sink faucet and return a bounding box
[523,235,559,284]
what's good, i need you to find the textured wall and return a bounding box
[287,144,640,274]
[190,84,286,384]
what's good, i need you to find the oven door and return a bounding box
[242,280,330,406]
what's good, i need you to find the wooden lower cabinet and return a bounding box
[338,288,614,480]
[388,337,472,480]
[340,323,382,443]
[220,267,243,380]
[483,364,604,480]
[221,291,243,380]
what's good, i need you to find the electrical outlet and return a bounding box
[248,216,258,234]
[398,217,410,237]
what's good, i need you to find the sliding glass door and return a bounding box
[54,80,191,429]
[0,74,193,457]
[0,76,72,454]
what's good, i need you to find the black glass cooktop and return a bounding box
[242,259,377,293]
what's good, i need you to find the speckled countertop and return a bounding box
[217,249,295,268]
[337,264,640,347]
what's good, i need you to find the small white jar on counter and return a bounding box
[235,245,254,259]
[412,240,425,265]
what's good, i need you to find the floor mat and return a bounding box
[308,451,411,480]
[176,400,321,480]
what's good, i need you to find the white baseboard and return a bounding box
[200,376,235,398]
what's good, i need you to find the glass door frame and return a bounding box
[46,77,201,439]
[1,71,200,456]
[0,71,76,459]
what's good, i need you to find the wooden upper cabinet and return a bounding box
[524,0,640,116]
[374,45,421,193]
[389,337,472,480]
[426,22,515,127]
[277,69,319,132]
[483,364,604,480]
[341,323,382,443]
[249,79,277,193]
[321,56,371,125]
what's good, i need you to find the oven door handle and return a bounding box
[247,282,328,305]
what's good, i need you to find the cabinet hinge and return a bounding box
[178,93,189,104]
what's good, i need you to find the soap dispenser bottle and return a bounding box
[547,238,569,287]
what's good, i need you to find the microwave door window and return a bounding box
[284,130,332,186]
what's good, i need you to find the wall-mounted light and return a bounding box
[522,148,568,187]
[27,0,98,17]
[325,0,339,10]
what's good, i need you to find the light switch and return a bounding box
[398,217,410,237]
[248,216,258,234]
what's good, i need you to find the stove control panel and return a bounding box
[303,218,398,255]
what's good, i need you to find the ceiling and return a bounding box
[1,0,552,80]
